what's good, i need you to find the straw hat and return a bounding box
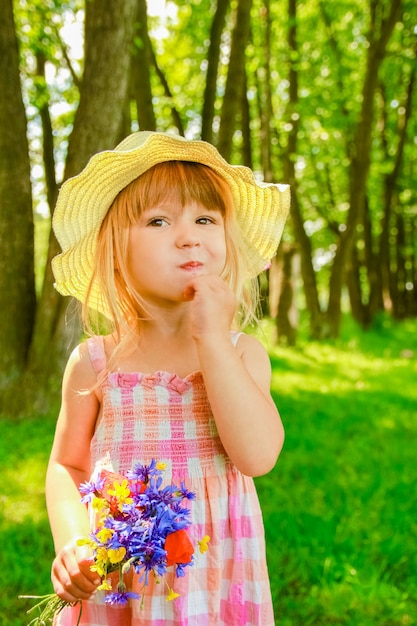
[52,131,290,313]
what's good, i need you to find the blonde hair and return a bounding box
[83,161,260,343]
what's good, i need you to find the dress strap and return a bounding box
[230,331,243,347]
[87,336,107,375]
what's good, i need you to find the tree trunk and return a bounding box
[240,72,252,168]
[362,195,378,325]
[346,196,378,328]
[283,0,324,339]
[217,0,253,160]
[131,0,157,131]
[392,210,407,319]
[25,0,138,414]
[0,0,36,412]
[64,0,138,179]
[375,63,415,316]
[326,0,402,337]
[149,43,184,135]
[345,240,364,326]
[409,218,417,316]
[275,244,298,346]
[201,0,231,143]
[257,0,273,183]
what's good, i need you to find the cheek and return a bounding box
[126,238,147,279]
[214,236,228,269]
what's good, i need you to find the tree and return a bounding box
[326,0,403,336]
[282,0,326,339]
[131,0,157,132]
[1,0,138,414]
[217,0,253,160]
[0,0,35,410]
[1,0,415,415]
[201,0,231,143]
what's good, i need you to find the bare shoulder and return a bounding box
[235,332,271,362]
[235,332,273,391]
[62,340,99,399]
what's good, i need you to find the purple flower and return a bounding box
[127,459,163,484]
[104,591,140,605]
[79,474,106,504]
[73,459,202,607]
[178,482,196,500]
[175,560,194,577]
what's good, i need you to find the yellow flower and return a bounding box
[156,462,167,471]
[94,546,109,566]
[166,587,180,601]
[96,528,114,543]
[92,496,108,512]
[108,546,126,564]
[107,479,133,506]
[91,561,107,577]
[198,535,210,554]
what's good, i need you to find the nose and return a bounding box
[175,221,201,248]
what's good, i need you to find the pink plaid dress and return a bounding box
[56,334,274,626]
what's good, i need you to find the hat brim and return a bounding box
[52,131,290,315]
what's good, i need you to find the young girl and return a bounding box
[47,131,290,626]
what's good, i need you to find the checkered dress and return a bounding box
[55,335,274,626]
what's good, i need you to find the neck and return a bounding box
[110,305,199,377]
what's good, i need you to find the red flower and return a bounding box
[165,530,194,566]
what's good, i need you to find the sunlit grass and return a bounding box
[256,315,417,625]
[1,315,416,625]
[0,417,55,626]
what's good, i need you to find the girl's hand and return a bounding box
[51,539,101,602]
[183,274,236,340]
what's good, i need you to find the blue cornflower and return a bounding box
[175,560,194,578]
[153,507,177,535]
[130,536,167,575]
[178,482,196,500]
[25,459,205,616]
[79,474,106,503]
[104,591,140,605]
[127,459,164,484]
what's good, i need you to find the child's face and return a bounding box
[127,200,227,305]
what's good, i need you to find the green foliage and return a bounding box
[8,0,416,338]
[1,317,416,625]
[148,1,212,134]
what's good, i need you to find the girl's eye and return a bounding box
[196,216,215,225]
[147,217,167,227]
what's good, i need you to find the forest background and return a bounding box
[0,0,416,624]
[1,0,416,414]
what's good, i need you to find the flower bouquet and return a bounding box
[22,459,209,625]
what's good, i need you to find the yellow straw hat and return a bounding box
[52,131,290,312]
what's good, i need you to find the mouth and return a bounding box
[180,261,204,272]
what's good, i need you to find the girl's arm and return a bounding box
[45,342,102,601]
[185,274,284,477]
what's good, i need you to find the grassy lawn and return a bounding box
[1,315,416,625]
[258,315,417,625]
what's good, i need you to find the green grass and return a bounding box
[256,315,417,625]
[0,417,55,626]
[1,315,416,625]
